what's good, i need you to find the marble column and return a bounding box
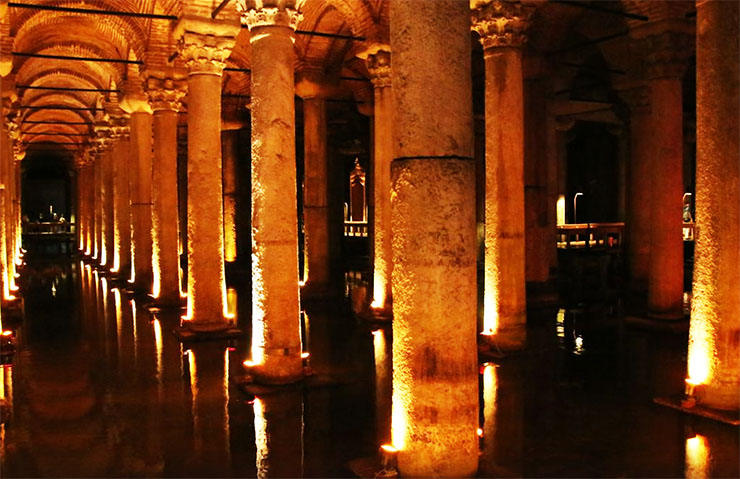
[221,128,238,264]
[390,1,478,476]
[121,92,154,291]
[641,30,692,317]
[472,0,532,349]
[85,152,96,258]
[111,125,132,278]
[688,0,739,411]
[102,147,115,270]
[174,18,239,331]
[240,1,304,384]
[149,78,185,306]
[93,151,103,262]
[301,93,330,296]
[621,85,652,291]
[362,47,394,313]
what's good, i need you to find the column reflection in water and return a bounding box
[685,434,709,479]
[253,392,303,478]
[373,328,392,446]
[0,364,13,462]
[479,362,523,477]
[186,344,232,476]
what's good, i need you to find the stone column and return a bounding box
[390,1,478,476]
[239,1,303,384]
[298,83,330,297]
[85,151,96,258]
[102,147,115,269]
[111,124,132,278]
[174,17,239,331]
[688,0,739,411]
[621,85,652,291]
[472,0,532,349]
[639,30,692,317]
[120,91,154,292]
[93,151,103,262]
[222,129,238,264]
[362,47,394,313]
[149,77,186,306]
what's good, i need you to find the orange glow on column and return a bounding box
[685,435,709,479]
[253,397,268,478]
[687,311,714,386]
[483,284,499,335]
[482,363,498,451]
[151,232,161,299]
[371,274,386,310]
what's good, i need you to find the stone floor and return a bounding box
[0,258,737,478]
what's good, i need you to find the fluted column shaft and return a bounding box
[390,1,478,476]
[473,0,532,349]
[242,4,303,383]
[688,0,739,410]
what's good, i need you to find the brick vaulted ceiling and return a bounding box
[0,0,694,156]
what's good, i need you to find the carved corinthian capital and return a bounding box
[236,0,303,30]
[173,16,240,76]
[147,77,187,112]
[471,0,533,50]
[366,49,391,89]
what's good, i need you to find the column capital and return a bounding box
[359,45,391,89]
[637,30,694,80]
[173,16,240,76]
[236,0,303,30]
[617,84,651,114]
[12,141,25,162]
[471,0,534,50]
[147,77,187,112]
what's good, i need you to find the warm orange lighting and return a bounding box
[153,318,163,383]
[301,352,310,359]
[227,287,237,321]
[685,434,709,479]
[371,274,386,310]
[380,444,398,454]
[687,313,713,387]
[1,331,12,337]
[476,428,484,438]
[253,397,268,476]
[151,239,161,299]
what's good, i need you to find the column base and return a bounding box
[173,323,242,342]
[479,326,527,353]
[653,395,740,426]
[147,294,186,311]
[356,306,393,324]
[243,354,304,386]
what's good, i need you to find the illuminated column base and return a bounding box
[687,0,740,412]
[473,1,532,350]
[242,6,303,384]
[390,1,478,476]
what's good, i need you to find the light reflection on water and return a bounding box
[0,262,737,478]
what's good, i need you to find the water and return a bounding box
[1,259,737,477]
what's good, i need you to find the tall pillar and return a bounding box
[688,0,739,411]
[637,29,692,317]
[222,128,238,264]
[361,47,394,313]
[299,88,330,297]
[111,124,131,277]
[174,17,239,331]
[120,89,154,291]
[102,147,115,269]
[390,1,478,476]
[149,77,185,305]
[85,151,96,258]
[620,85,652,291]
[93,152,103,261]
[240,1,303,384]
[472,0,532,349]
